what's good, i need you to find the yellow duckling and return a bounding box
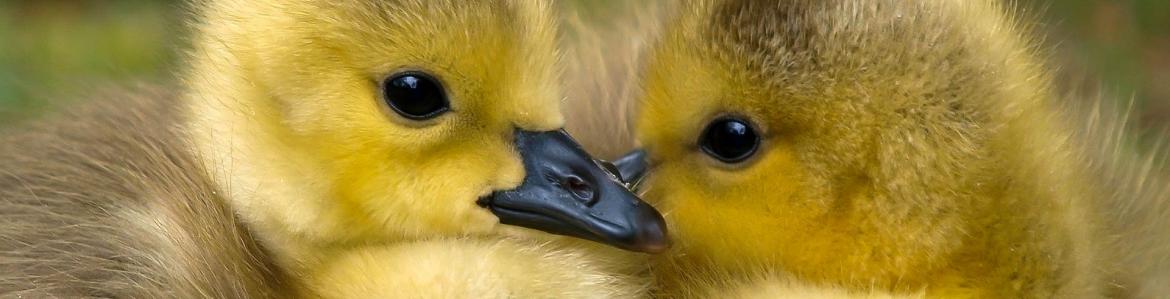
[595,0,1169,297]
[1,0,668,297]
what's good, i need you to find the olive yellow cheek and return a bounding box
[654,138,955,286]
[652,144,821,268]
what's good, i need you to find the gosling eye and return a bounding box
[381,72,450,120]
[699,117,760,163]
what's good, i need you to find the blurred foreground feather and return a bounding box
[559,0,670,159]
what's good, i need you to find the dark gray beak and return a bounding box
[477,130,669,253]
[613,149,649,187]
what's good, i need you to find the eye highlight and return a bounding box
[381,72,449,120]
[699,117,760,163]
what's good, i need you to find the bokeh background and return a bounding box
[1,0,1167,130]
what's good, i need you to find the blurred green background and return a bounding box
[0,0,1167,129]
[0,0,178,123]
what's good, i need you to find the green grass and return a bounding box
[0,1,179,122]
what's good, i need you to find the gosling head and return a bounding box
[185,0,667,253]
[622,0,1049,287]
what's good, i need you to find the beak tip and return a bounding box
[633,236,671,254]
[641,244,670,254]
[625,209,670,253]
[615,149,650,184]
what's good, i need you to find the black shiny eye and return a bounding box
[699,117,760,163]
[382,72,449,120]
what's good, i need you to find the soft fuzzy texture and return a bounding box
[183,0,652,297]
[306,238,646,298]
[564,0,1168,297]
[0,87,292,298]
[559,0,670,160]
[2,0,652,297]
[182,0,563,269]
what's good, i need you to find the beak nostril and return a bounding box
[564,176,596,205]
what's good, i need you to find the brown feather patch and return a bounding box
[0,85,292,298]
